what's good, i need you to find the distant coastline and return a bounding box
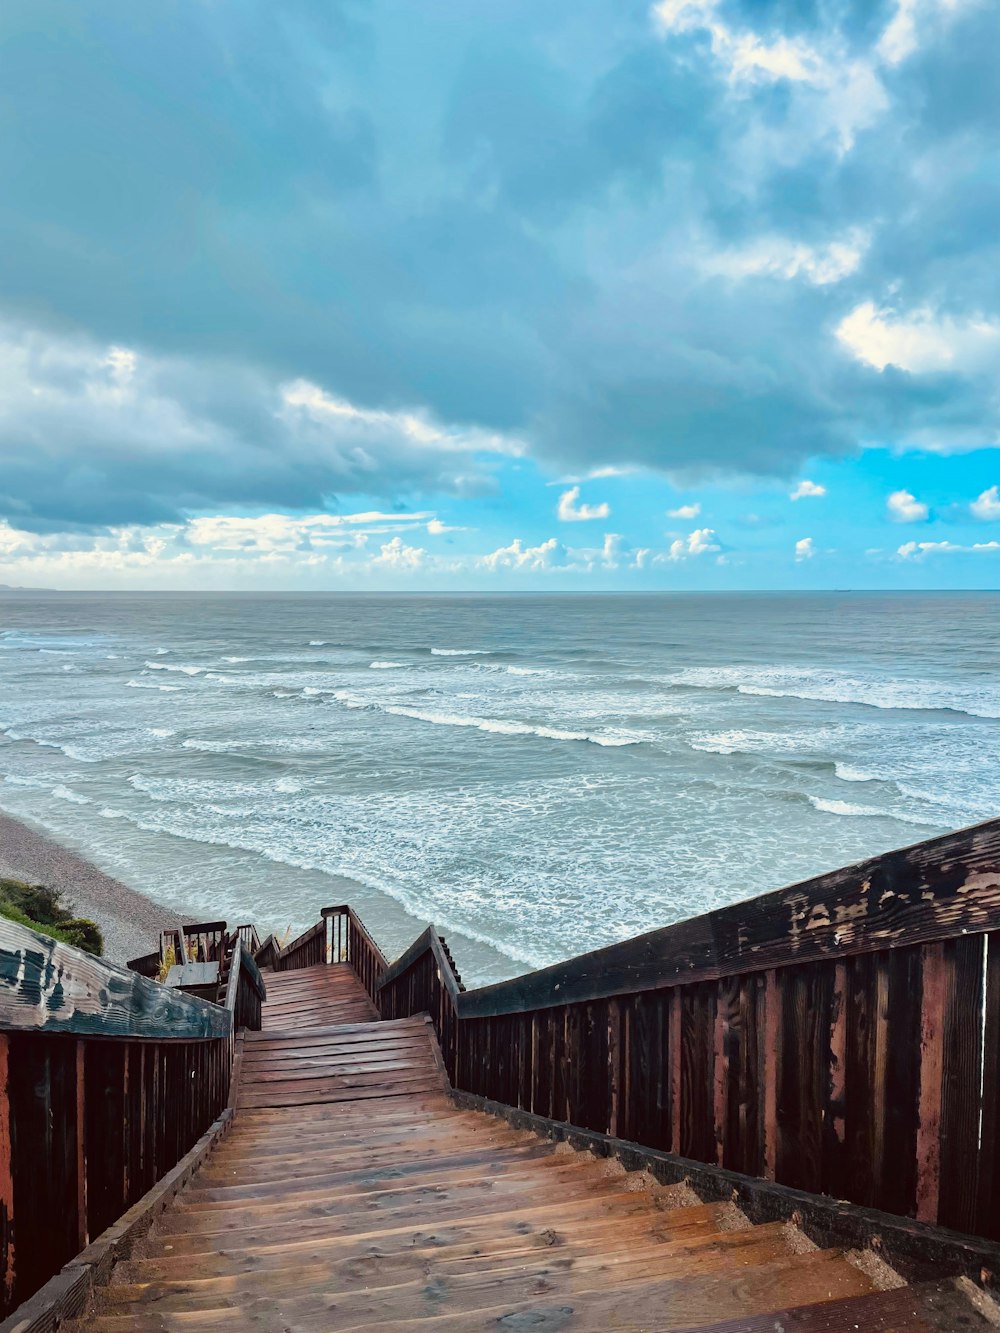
[0,809,188,964]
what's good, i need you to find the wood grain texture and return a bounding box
[0,918,231,1039]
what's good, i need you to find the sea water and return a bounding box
[0,591,997,983]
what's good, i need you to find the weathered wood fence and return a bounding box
[0,916,264,1318]
[359,818,1000,1245]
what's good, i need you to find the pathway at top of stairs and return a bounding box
[72,963,996,1331]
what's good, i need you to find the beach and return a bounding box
[0,808,187,964]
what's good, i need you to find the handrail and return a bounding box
[324,904,388,1000]
[0,916,230,1038]
[0,917,233,1317]
[271,919,325,971]
[369,814,1000,1249]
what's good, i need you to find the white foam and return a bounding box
[222,656,252,663]
[431,648,488,656]
[506,666,548,676]
[369,661,404,670]
[52,785,91,806]
[834,762,876,783]
[275,776,303,794]
[127,679,180,692]
[181,738,235,754]
[308,640,327,646]
[331,690,640,746]
[144,661,203,675]
[808,795,943,827]
[148,727,176,739]
[673,665,1000,720]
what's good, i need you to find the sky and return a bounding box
[1,0,999,591]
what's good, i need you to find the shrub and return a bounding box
[0,878,104,956]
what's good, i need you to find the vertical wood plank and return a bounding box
[608,998,621,1139]
[822,960,848,1196]
[74,1041,87,1252]
[0,1035,14,1314]
[977,932,1000,1238]
[762,969,779,1179]
[915,941,946,1223]
[881,946,922,1219]
[938,935,986,1233]
[669,989,681,1156]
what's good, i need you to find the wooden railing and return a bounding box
[0,916,245,1318]
[127,918,230,978]
[370,817,1000,1247]
[324,905,389,1002]
[270,920,326,972]
[217,933,267,1031]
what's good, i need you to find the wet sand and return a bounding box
[0,809,190,963]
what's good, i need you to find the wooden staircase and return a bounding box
[69,966,995,1332]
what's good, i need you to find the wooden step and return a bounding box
[83,1250,877,1331]
[679,1276,996,1331]
[115,1201,735,1285]
[133,1184,693,1258]
[98,1225,797,1314]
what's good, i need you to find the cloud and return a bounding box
[898,539,1000,559]
[887,489,929,522]
[557,486,611,522]
[790,480,826,501]
[836,303,1000,375]
[0,318,511,532]
[481,537,566,572]
[971,487,1000,520]
[371,536,426,570]
[0,0,997,506]
[704,232,867,287]
[667,528,720,560]
[185,512,431,552]
[795,537,816,561]
[667,502,701,519]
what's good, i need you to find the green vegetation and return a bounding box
[0,878,104,955]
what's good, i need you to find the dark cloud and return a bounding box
[0,0,997,529]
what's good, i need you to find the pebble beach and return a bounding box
[0,809,188,964]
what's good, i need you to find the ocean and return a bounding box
[0,591,997,984]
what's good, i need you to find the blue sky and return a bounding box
[1,0,999,589]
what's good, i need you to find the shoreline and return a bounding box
[0,809,190,964]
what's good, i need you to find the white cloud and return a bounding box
[790,480,826,500]
[652,0,889,153]
[371,536,425,570]
[887,489,929,522]
[795,537,816,561]
[667,502,701,519]
[705,231,867,287]
[898,539,1000,559]
[281,379,523,458]
[557,486,611,522]
[877,0,976,68]
[667,528,720,561]
[427,518,467,535]
[653,0,824,84]
[481,536,565,572]
[185,512,431,552]
[836,302,1000,374]
[971,487,1000,520]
